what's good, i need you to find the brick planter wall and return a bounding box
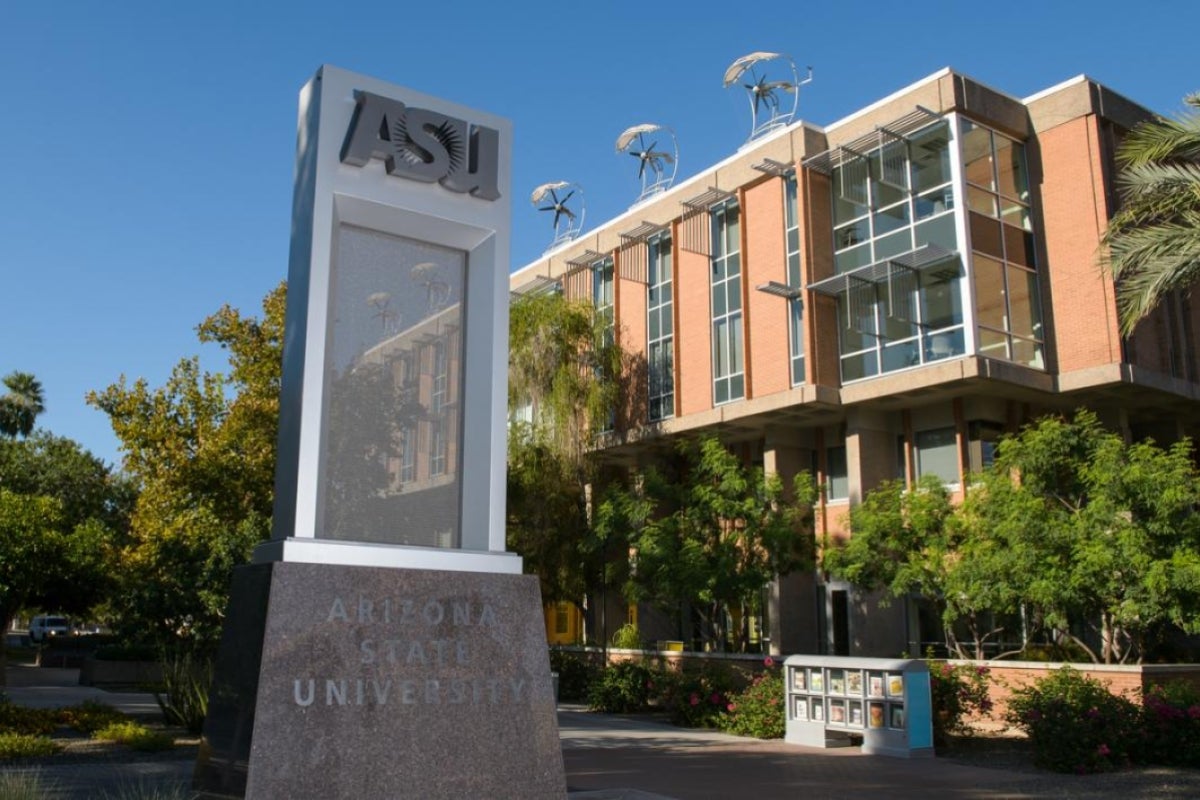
[946,660,1200,720]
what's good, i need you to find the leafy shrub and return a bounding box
[1005,667,1140,773]
[92,722,174,752]
[611,623,643,650]
[0,733,62,759]
[0,770,56,799]
[548,649,602,702]
[1138,681,1200,768]
[58,700,127,734]
[0,701,56,736]
[587,661,657,713]
[656,663,737,729]
[721,665,785,739]
[928,660,992,745]
[154,652,211,734]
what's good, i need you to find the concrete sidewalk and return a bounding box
[5,666,1196,798]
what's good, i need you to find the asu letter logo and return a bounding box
[340,90,501,201]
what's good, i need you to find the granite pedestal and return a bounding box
[193,561,566,799]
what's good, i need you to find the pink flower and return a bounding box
[709,692,722,705]
[689,693,700,706]
[727,703,737,712]
[1097,743,1111,757]
[763,656,775,667]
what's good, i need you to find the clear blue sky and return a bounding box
[2,1,1197,468]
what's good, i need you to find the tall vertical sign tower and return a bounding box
[194,66,566,799]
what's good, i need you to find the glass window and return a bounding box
[647,233,674,421]
[785,175,804,386]
[826,446,849,501]
[964,120,1044,370]
[829,120,965,383]
[711,201,745,403]
[973,255,1007,331]
[915,427,959,485]
[994,137,1028,202]
[1006,265,1041,339]
[961,122,994,189]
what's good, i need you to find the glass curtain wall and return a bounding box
[593,257,615,431]
[831,121,965,382]
[646,233,675,420]
[711,200,745,403]
[785,174,805,385]
[963,120,1045,368]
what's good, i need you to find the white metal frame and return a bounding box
[262,65,518,574]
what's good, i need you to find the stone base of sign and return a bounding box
[192,561,566,799]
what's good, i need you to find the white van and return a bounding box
[29,615,70,643]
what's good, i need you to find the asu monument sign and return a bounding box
[193,66,566,799]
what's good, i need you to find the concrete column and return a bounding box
[764,435,820,656]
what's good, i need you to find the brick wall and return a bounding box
[743,177,791,397]
[1035,115,1124,374]
[947,660,1200,719]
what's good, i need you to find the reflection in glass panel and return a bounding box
[961,122,994,189]
[914,214,956,250]
[713,318,729,375]
[826,446,849,500]
[882,340,920,371]
[834,193,868,226]
[969,212,1004,258]
[915,427,959,484]
[1003,223,1036,267]
[921,276,962,330]
[874,229,912,261]
[915,188,954,220]
[923,328,964,361]
[973,255,1007,330]
[967,185,997,217]
[1000,202,1031,231]
[978,327,1009,359]
[995,137,1028,202]
[841,352,878,382]
[873,203,911,236]
[836,219,870,249]
[1012,336,1044,368]
[909,122,951,192]
[1007,265,1041,339]
[729,315,744,373]
[835,243,872,273]
[325,225,465,547]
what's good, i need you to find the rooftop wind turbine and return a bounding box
[723,52,811,143]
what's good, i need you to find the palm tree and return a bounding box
[1101,92,1200,335]
[0,371,46,438]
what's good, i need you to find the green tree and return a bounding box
[822,474,994,655]
[628,435,817,652]
[87,282,284,652]
[0,372,45,438]
[826,411,1200,664]
[976,411,1200,663]
[1101,92,1200,334]
[506,291,624,641]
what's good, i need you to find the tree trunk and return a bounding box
[0,610,11,689]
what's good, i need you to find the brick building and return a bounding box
[511,69,1200,656]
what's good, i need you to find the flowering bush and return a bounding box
[1004,667,1140,773]
[657,664,736,729]
[587,660,658,713]
[1138,681,1200,768]
[927,660,993,746]
[720,665,785,739]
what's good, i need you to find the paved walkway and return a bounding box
[3,666,1191,798]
